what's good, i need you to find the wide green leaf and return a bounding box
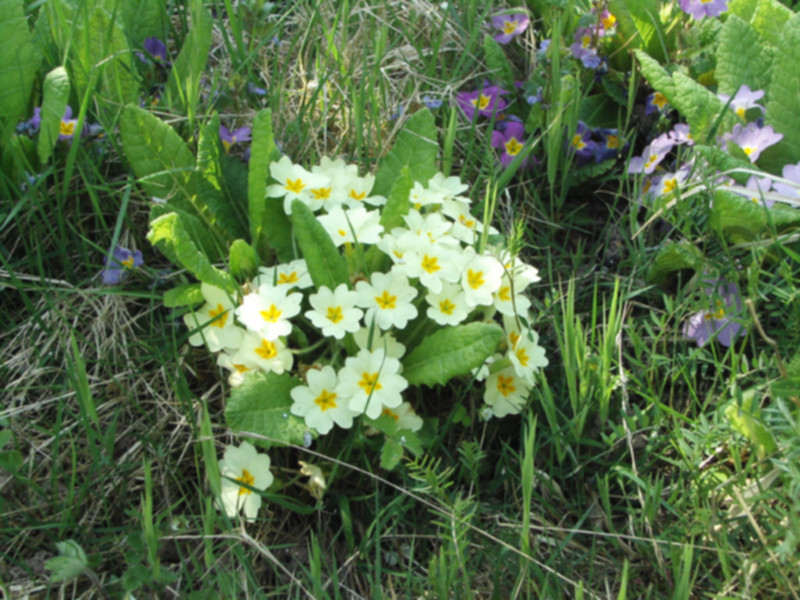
[122,0,168,47]
[715,15,773,97]
[290,199,350,291]
[379,165,414,230]
[751,0,793,46]
[646,240,704,286]
[229,239,258,280]
[762,13,800,171]
[225,372,307,449]
[402,322,503,387]
[147,212,236,291]
[483,34,514,87]
[37,67,71,164]
[710,190,800,243]
[0,0,40,128]
[163,283,203,308]
[372,108,438,198]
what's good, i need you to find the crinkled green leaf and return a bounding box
[710,190,800,243]
[46,540,88,583]
[609,0,671,62]
[248,109,288,259]
[0,0,40,127]
[728,0,759,22]
[165,0,212,115]
[229,239,258,280]
[693,144,754,184]
[379,165,414,230]
[725,391,776,460]
[762,13,800,171]
[647,240,704,286]
[380,438,404,470]
[147,212,236,291]
[163,283,203,308]
[290,199,350,291]
[402,322,503,387]
[372,108,438,198]
[483,34,514,87]
[716,15,773,97]
[225,372,306,449]
[671,72,725,141]
[122,0,168,47]
[751,0,792,46]
[71,6,138,107]
[119,105,197,201]
[37,67,71,164]
[633,49,675,99]
[149,203,223,263]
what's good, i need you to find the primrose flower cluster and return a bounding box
[183,157,547,439]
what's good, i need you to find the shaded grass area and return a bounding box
[2,0,800,598]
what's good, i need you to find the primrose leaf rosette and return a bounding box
[169,153,548,483]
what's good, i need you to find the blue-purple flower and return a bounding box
[491,122,527,167]
[17,107,42,135]
[567,122,597,165]
[219,125,252,153]
[569,28,602,69]
[723,123,783,163]
[772,161,800,201]
[59,106,79,141]
[680,0,728,19]
[644,92,669,116]
[101,246,143,285]
[490,13,530,44]
[138,37,168,63]
[628,133,676,174]
[683,281,745,347]
[718,85,765,120]
[455,85,508,120]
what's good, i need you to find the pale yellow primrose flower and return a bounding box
[426,172,469,200]
[217,441,273,521]
[229,330,293,374]
[337,348,408,419]
[396,235,460,294]
[408,181,445,210]
[216,351,254,387]
[317,205,383,247]
[236,284,302,341]
[375,401,423,432]
[493,271,533,317]
[425,281,470,326]
[355,271,418,330]
[266,156,330,214]
[290,365,358,434]
[183,283,243,352]
[305,283,364,339]
[461,251,504,307]
[484,366,531,417]
[255,259,313,290]
[352,327,406,359]
[507,328,548,384]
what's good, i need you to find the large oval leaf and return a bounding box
[290,199,350,291]
[225,372,307,449]
[402,322,503,387]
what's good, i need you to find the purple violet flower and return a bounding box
[247,82,268,96]
[59,106,79,141]
[491,122,527,167]
[422,95,443,109]
[718,85,765,120]
[567,122,597,165]
[143,37,168,62]
[772,161,800,201]
[219,125,252,153]
[17,107,42,135]
[593,128,625,162]
[570,27,603,69]
[455,85,508,120]
[101,246,143,285]
[680,0,729,19]
[644,92,669,116]
[683,281,745,347]
[668,123,694,146]
[490,13,530,44]
[723,123,783,163]
[628,133,676,174]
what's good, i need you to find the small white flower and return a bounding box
[217,442,273,521]
[183,284,243,352]
[352,327,406,359]
[229,331,293,374]
[425,282,470,326]
[355,271,418,330]
[236,284,302,340]
[426,172,469,200]
[374,401,423,432]
[305,283,363,339]
[408,181,445,209]
[290,366,358,434]
[484,366,530,417]
[266,156,330,214]
[317,205,383,247]
[493,271,532,317]
[337,348,408,419]
[255,259,313,290]
[217,351,254,387]
[461,253,504,307]
[507,328,548,384]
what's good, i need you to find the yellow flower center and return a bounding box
[314,389,338,411]
[209,303,228,328]
[509,331,520,348]
[121,255,135,268]
[652,92,667,109]
[459,214,475,228]
[606,135,619,149]
[255,339,278,359]
[381,408,399,421]
[505,137,523,156]
[285,178,305,194]
[260,305,282,323]
[743,146,755,156]
[222,139,232,153]
[358,372,382,395]
[312,187,331,200]
[233,363,249,373]
[278,272,299,285]
[236,469,254,496]
[735,106,746,119]
[349,189,366,201]
[496,374,516,397]
[503,20,517,35]
[470,94,491,110]
[602,13,616,28]
[421,254,440,274]
[467,269,485,290]
[439,298,456,315]
[498,286,511,302]
[644,154,659,169]
[60,121,75,137]
[326,305,344,323]
[515,346,529,367]
[705,302,725,320]
[375,290,397,309]
[572,134,586,150]
[663,178,678,194]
